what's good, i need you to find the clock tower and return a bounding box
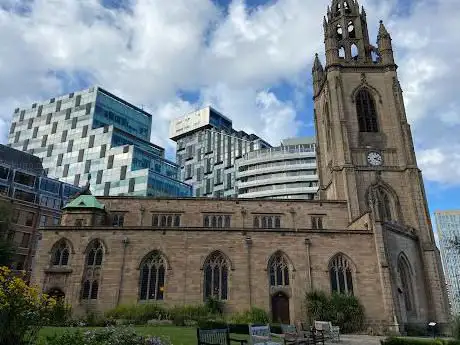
[313,0,449,326]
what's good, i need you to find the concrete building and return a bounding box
[0,144,81,276]
[235,137,319,199]
[435,210,460,315]
[32,0,450,332]
[169,106,271,197]
[7,86,191,197]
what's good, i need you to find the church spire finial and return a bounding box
[313,53,324,72]
[378,20,391,39]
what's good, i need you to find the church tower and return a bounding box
[313,0,449,327]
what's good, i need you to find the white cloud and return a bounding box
[1,0,460,186]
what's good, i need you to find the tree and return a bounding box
[0,200,16,267]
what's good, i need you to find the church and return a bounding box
[32,0,450,333]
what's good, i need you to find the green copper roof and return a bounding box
[63,195,105,210]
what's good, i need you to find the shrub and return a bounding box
[305,290,365,333]
[205,296,225,315]
[44,326,172,345]
[452,315,460,340]
[105,303,169,324]
[0,266,57,345]
[228,307,270,324]
[47,299,72,326]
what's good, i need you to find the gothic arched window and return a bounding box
[348,21,356,38]
[398,255,415,312]
[269,252,290,287]
[203,251,229,301]
[329,254,354,295]
[374,188,394,222]
[81,239,104,300]
[139,251,166,301]
[51,239,70,266]
[356,89,379,132]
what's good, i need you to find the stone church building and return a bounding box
[32,0,449,332]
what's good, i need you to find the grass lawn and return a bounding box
[39,325,249,345]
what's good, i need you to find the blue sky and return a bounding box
[0,0,459,235]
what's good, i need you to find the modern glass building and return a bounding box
[235,137,319,199]
[7,86,191,197]
[169,106,271,197]
[435,210,460,315]
[0,144,82,276]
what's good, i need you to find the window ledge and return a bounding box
[45,267,73,274]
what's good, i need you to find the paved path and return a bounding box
[335,334,385,344]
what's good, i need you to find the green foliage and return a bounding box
[380,337,460,345]
[0,266,57,345]
[43,326,172,345]
[228,306,270,324]
[105,303,169,324]
[0,201,15,267]
[205,296,225,315]
[305,290,365,333]
[47,299,72,326]
[452,315,460,340]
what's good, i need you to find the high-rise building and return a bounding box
[169,106,271,197]
[7,86,191,197]
[235,137,319,199]
[435,210,460,315]
[0,144,81,277]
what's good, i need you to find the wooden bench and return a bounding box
[197,327,248,345]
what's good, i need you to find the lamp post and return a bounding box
[428,322,436,339]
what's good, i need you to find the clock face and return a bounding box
[367,151,383,166]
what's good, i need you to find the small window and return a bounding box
[37,105,43,117]
[84,160,91,174]
[81,125,88,138]
[14,131,20,143]
[25,212,35,227]
[120,166,127,180]
[9,122,16,134]
[40,215,47,227]
[50,97,55,104]
[104,182,110,196]
[47,144,54,157]
[88,135,95,148]
[107,155,114,169]
[74,174,80,186]
[20,233,31,248]
[85,103,92,115]
[174,215,180,227]
[61,130,68,142]
[100,144,107,158]
[71,117,77,129]
[112,214,124,227]
[69,92,74,98]
[22,139,29,151]
[96,170,103,184]
[103,125,109,133]
[128,178,135,193]
[27,118,33,129]
[78,149,84,162]
[63,164,69,177]
[46,113,52,125]
[19,110,25,121]
[51,122,58,134]
[41,135,48,147]
[57,153,63,167]
[311,216,324,230]
[75,95,81,107]
[67,139,73,152]
[152,215,159,227]
[56,100,62,112]
[65,108,71,120]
